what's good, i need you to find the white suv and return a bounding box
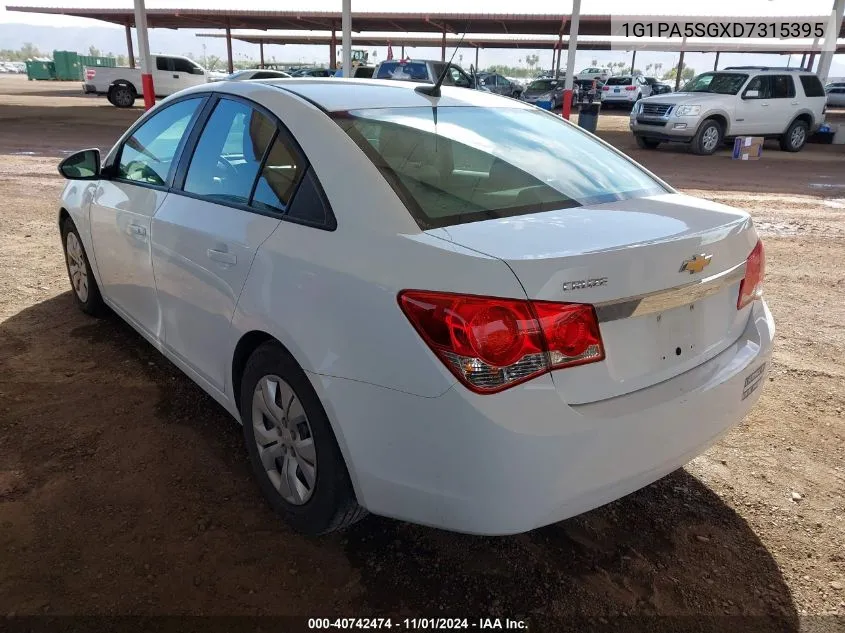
[629,68,827,154]
[577,67,611,82]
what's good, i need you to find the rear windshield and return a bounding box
[376,62,428,82]
[606,77,632,86]
[527,79,558,91]
[681,72,749,95]
[334,106,666,229]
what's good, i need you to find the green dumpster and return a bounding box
[25,60,56,81]
[53,50,82,81]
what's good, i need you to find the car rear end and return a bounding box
[323,96,773,534]
[602,76,641,105]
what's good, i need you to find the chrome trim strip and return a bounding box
[595,262,746,323]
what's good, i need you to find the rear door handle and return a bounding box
[760,103,769,107]
[172,74,179,79]
[128,224,146,236]
[207,248,236,265]
[791,101,799,105]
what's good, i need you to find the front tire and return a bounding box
[61,218,106,316]
[691,119,722,155]
[240,341,366,535]
[780,119,808,152]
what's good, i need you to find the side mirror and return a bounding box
[192,67,205,75]
[58,149,100,180]
[744,89,759,99]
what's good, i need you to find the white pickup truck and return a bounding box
[82,54,208,108]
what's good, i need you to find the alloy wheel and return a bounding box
[702,125,720,152]
[790,126,806,149]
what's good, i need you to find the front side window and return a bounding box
[445,66,470,88]
[172,57,197,74]
[334,106,666,229]
[744,76,772,99]
[682,72,749,95]
[117,97,201,186]
[155,57,168,71]
[183,99,275,204]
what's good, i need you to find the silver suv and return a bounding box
[629,68,827,154]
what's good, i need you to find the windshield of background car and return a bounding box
[681,72,749,94]
[333,106,667,229]
[376,62,428,82]
[527,80,557,91]
[606,77,633,86]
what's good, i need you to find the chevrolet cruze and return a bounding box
[57,79,774,535]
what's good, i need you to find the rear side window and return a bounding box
[251,133,304,213]
[334,106,666,229]
[376,62,428,81]
[183,99,275,204]
[606,77,632,86]
[117,97,201,186]
[800,74,826,97]
[771,75,796,98]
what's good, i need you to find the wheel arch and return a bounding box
[229,328,364,501]
[785,110,814,133]
[702,112,729,135]
[109,78,138,94]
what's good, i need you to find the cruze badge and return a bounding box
[562,277,608,292]
[680,254,712,274]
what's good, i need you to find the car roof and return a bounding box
[251,78,532,112]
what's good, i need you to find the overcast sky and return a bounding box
[2,0,842,76]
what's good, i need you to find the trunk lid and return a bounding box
[432,193,758,403]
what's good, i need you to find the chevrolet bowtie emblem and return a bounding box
[680,254,712,274]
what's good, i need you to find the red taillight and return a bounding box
[625,85,637,91]
[737,239,765,309]
[602,85,610,91]
[398,291,605,393]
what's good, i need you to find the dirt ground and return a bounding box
[1,75,844,630]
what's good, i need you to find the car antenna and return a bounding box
[416,27,468,98]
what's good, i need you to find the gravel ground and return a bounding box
[1,76,844,631]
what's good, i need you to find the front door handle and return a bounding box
[172,74,179,79]
[207,248,236,265]
[791,101,799,105]
[760,103,769,107]
[128,224,146,236]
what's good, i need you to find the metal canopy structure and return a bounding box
[12,7,845,38]
[196,31,845,54]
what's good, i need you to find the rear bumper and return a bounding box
[311,300,775,534]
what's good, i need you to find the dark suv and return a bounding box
[374,59,478,89]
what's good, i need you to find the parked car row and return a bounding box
[0,61,26,73]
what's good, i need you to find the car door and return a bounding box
[734,75,773,135]
[89,96,205,338]
[638,75,652,98]
[769,74,799,132]
[150,96,302,392]
[153,56,175,96]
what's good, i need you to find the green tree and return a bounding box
[591,58,598,66]
[205,55,222,71]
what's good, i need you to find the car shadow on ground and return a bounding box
[0,292,798,631]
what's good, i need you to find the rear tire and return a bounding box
[240,341,366,535]
[107,83,136,108]
[635,135,661,149]
[691,119,722,155]
[780,119,808,152]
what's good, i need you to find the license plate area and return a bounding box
[654,302,703,363]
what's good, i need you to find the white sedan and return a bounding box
[57,79,774,536]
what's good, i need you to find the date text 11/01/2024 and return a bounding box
[308,618,528,630]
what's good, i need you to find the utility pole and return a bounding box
[133,0,154,110]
